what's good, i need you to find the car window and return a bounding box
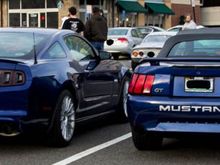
[168,28,181,32]
[43,42,66,59]
[131,29,139,38]
[108,29,128,36]
[136,29,144,38]
[0,32,49,59]
[64,36,96,61]
[138,28,153,34]
[143,35,171,43]
[168,39,220,57]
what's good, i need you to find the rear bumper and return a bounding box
[128,96,220,134]
[104,45,131,54]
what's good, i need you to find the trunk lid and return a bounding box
[136,60,220,97]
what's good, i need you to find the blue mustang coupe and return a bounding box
[127,28,220,150]
[0,28,130,147]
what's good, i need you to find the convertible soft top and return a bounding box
[158,28,220,58]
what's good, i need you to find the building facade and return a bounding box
[201,0,220,27]
[0,0,202,29]
[171,0,201,26]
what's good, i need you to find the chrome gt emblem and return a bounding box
[154,88,163,93]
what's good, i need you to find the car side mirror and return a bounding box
[99,51,111,60]
[106,39,114,46]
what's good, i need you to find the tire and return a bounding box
[131,61,138,70]
[116,78,129,122]
[132,127,162,150]
[47,90,76,147]
[112,54,119,60]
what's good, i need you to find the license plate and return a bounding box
[185,77,214,93]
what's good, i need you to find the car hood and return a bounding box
[134,42,165,49]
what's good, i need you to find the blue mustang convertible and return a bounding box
[0,28,130,147]
[127,28,220,150]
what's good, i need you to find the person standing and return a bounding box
[62,6,85,35]
[182,14,197,30]
[84,7,108,51]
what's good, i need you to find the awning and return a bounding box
[145,2,174,15]
[117,1,148,13]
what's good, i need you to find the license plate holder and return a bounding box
[185,77,214,93]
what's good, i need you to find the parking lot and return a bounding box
[0,115,220,165]
[0,58,218,165]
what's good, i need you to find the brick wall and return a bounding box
[171,4,201,26]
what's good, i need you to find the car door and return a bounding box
[63,35,115,117]
[131,29,143,46]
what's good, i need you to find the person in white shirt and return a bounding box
[182,14,197,30]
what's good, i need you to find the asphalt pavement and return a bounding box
[1,114,220,165]
[1,59,220,165]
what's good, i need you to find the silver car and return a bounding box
[104,27,143,60]
[137,26,166,38]
[131,31,177,69]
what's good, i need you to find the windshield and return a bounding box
[138,28,153,34]
[168,39,220,57]
[143,35,171,43]
[108,29,128,36]
[0,32,50,59]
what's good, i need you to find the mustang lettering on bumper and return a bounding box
[159,105,220,113]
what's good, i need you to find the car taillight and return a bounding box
[128,74,155,95]
[118,37,128,43]
[0,70,25,86]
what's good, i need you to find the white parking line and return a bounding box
[52,132,132,165]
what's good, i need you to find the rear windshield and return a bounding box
[0,32,49,59]
[169,39,220,57]
[108,29,128,36]
[143,35,171,43]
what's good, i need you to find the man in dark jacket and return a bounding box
[84,7,108,51]
[62,6,85,35]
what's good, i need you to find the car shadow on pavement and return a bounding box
[0,114,127,148]
[163,135,220,151]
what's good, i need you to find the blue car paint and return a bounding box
[128,63,220,135]
[0,28,130,134]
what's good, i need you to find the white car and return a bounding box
[104,27,143,60]
[167,25,204,32]
[131,31,177,69]
[137,26,166,38]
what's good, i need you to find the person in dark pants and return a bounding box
[62,6,85,35]
[84,7,108,51]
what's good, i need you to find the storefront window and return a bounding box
[9,13,20,27]
[47,12,58,28]
[22,0,45,9]
[22,13,27,27]
[80,0,85,5]
[9,0,20,9]
[9,0,58,28]
[40,13,46,27]
[47,0,57,8]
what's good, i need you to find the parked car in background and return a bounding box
[104,27,143,60]
[128,28,220,150]
[131,31,177,69]
[0,28,130,147]
[167,25,204,32]
[137,26,166,38]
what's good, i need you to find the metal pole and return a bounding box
[192,6,196,23]
[112,0,115,27]
[191,0,196,23]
